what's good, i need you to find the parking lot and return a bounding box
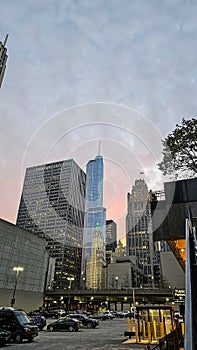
[6,318,136,350]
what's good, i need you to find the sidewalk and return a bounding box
[122,339,184,350]
[121,338,156,349]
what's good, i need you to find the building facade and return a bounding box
[82,154,106,286]
[0,35,8,88]
[126,179,161,287]
[0,219,49,311]
[107,255,143,290]
[106,220,117,264]
[86,224,106,289]
[16,159,86,289]
[114,239,127,258]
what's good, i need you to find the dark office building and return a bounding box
[0,35,8,88]
[106,220,117,264]
[16,159,86,289]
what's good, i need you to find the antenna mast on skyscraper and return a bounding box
[4,34,8,46]
[98,140,101,155]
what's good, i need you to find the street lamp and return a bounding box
[67,277,75,289]
[67,277,75,312]
[11,266,24,307]
[82,277,86,290]
[132,288,136,307]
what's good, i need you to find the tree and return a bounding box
[158,118,197,179]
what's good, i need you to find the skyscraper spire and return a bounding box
[98,140,101,156]
[4,34,8,46]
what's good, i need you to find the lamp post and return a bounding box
[67,277,74,312]
[82,277,86,290]
[67,277,75,289]
[132,288,136,307]
[115,276,118,289]
[11,266,24,307]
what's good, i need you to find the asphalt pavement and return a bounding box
[6,317,150,350]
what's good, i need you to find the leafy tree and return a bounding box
[158,118,197,179]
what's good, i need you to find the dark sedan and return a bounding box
[41,308,66,319]
[47,317,81,332]
[69,314,99,328]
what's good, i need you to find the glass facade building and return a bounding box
[106,220,117,252]
[106,220,117,264]
[82,155,106,280]
[16,159,86,289]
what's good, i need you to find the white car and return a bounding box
[103,311,114,319]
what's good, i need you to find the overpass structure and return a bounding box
[44,287,174,311]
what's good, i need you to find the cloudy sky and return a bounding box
[0,0,197,241]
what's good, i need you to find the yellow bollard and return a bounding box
[181,322,184,336]
[153,320,157,339]
[142,320,146,339]
[127,317,131,332]
[135,321,139,343]
[147,322,151,343]
[160,322,164,338]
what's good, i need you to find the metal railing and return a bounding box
[145,324,184,350]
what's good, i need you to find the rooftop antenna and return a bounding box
[4,34,8,46]
[98,140,101,155]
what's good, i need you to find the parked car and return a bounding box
[27,313,46,330]
[112,311,125,318]
[90,313,107,321]
[47,317,81,332]
[0,328,11,347]
[68,314,99,328]
[0,307,38,343]
[68,310,91,316]
[103,311,114,319]
[42,308,66,319]
[121,310,131,317]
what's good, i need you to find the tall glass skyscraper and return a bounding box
[16,159,86,289]
[82,155,106,285]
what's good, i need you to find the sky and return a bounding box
[0,0,197,242]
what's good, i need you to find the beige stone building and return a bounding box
[86,225,106,289]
